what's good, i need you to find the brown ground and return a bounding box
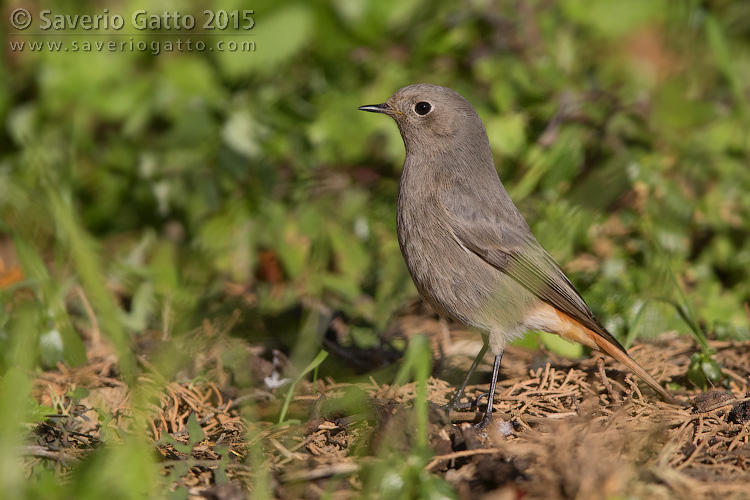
[26,312,750,500]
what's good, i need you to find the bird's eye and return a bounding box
[414,101,432,115]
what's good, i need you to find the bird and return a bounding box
[358,84,675,429]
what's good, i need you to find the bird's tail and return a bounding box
[589,331,677,404]
[546,306,676,404]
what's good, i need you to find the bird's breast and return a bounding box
[395,165,538,337]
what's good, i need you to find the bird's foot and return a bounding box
[474,412,494,431]
[471,392,489,409]
[440,389,467,413]
[451,401,475,410]
[441,400,472,412]
[471,393,493,430]
[442,391,490,413]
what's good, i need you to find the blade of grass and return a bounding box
[626,297,711,352]
[277,349,328,424]
[643,217,712,354]
[392,335,432,450]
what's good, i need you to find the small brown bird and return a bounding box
[359,84,675,428]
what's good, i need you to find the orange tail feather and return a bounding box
[549,307,676,404]
[590,333,676,404]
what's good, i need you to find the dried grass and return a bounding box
[27,327,750,500]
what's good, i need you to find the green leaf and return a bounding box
[485,112,527,158]
[687,352,724,390]
[214,4,313,78]
[160,434,193,456]
[186,413,206,447]
[68,387,90,401]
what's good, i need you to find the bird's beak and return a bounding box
[358,103,392,114]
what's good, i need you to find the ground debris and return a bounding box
[27,331,750,499]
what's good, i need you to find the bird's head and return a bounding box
[358,84,490,156]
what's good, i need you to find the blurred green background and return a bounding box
[1,0,750,497]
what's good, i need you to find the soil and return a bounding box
[27,312,750,500]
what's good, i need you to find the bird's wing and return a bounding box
[441,192,627,354]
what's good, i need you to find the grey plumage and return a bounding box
[359,84,675,420]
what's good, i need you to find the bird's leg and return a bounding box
[441,339,489,412]
[475,350,504,430]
